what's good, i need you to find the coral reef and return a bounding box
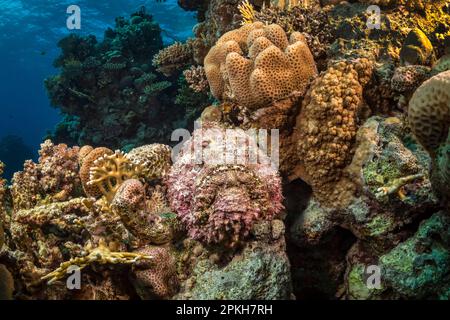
[126,144,172,182]
[2,0,450,301]
[45,9,207,150]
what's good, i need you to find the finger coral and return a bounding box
[11,140,82,210]
[293,58,373,207]
[408,70,450,202]
[131,246,178,299]
[204,22,317,110]
[167,127,283,247]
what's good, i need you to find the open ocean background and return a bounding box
[0,0,196,179]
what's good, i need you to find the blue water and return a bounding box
[0,0,196,177]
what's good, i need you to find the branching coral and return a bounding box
[183,65,210,93]
[167,127,283,247]
[408,70,450,202]
[131,246,178,299]
[11,140,82,210]
[87,150,143,203]
[126,144,172,182]
[152,41,194,77]
[292,58,373,206]
[238,0,256,25]
[204,21,317,109]
[42,240,154,284]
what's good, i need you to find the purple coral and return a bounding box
[166,127,283,247]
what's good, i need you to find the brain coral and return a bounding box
[408,70,450,201]
[167,127,283,247]
[204,22,317,109]
[126,144,172,181]
[131,246,178,299]
[294,58,373,206]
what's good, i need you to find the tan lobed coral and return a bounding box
[408,70,450,202]
[131,245,179,299]
[292,58,373,207]
[204,21,317,110]
[126,144,172,182]
[11,140,81,210]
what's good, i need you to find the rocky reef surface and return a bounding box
[0,0,449,300]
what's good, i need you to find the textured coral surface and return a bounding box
[1,0,450,301]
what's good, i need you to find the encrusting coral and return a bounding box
[131,246,179,299]
[204,21,317,109]
[408,70,450,203]
[291,58,373,207]
[167,127,283,248]
[126,144,172,182]
[183,65,210,93]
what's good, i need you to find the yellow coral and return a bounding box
[41,240,154,284]
[238,0,256,25]
[88,150,142,203]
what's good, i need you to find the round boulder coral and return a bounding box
[167,127,283,247]
[408,70,450,201]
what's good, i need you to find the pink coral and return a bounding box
[131,246,178,299]
[11,140,81,210]
[166,127,283,247]
[183,65,209,93]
